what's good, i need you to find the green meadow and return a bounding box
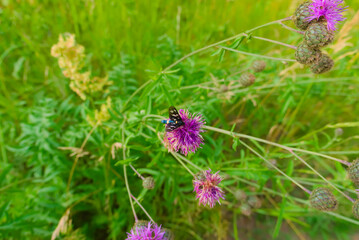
[1,0,359,239]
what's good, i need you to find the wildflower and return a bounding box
[193,169,225,208]
[307,0,348,31]
[310,53,334,74]
[309,187,338,211]
[126,221,166,240]
[163,109,205,156]
[239,72,255,87]
[295,42,322,65]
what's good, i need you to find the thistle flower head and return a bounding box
[307,0,348,31]
[193,169,225,208]
[163,109,205,156]
[126,222,166,240]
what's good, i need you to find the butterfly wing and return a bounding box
[165,106,184,132]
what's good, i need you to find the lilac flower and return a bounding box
[126,222,166,240]
[193,169,225,208]
[163,109,205,156]
[307,0,348,31]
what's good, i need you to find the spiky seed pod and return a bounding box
[234,189,247,202]
[133,220,150,231]
[295,42,322,65]
[248,196,262,209]
[309,187,338,211]
[348,159,359,187]
[142,177,155,189]
[352,200,359,219]
[304,22,334,48]
[293,1,313,30]
[251,60,266,72]
[239,72,255,87]
[240,203,252,216]
[310,54,334,74]
[163,228,175,240]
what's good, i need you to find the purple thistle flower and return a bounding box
[163,109,205,156]
[307,0,348,31]
[193,169,225,208]
[126,222,166,240]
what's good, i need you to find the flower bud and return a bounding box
[251,60,266,73]
[240,203,252,216]
[295,42,322,65]
[239,72,255,87]
[133,220,150,231]
[233,189,247,202]
[309,187,338,211]
[310,54,334,74]
[248,195,262,209]
[348,160,359,188]
[304,22,334,48]
[142,177,155,189]
[163,228,175,240]
[293,1,312,30]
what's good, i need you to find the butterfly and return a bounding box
[161,106,184,132]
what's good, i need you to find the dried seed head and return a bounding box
[163,228,175,240]
[348,160,359,188]
[240,203,252,216]
[142,177,155,189]
[304,22,334,48]
[293,1,313,30]
[239,72,255,87]
[295,42,322,65]
[352,199,359,219]
[310,54,334,74]
[251,60,266,73]
[247,195,262,209]
[233,189,247,202]
[309,187,338,211]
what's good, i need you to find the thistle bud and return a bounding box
[310,54,334,74]
[251,60,266,73]
[233,189,247,202]
[309,187,338,211]
[348,159,359,188]
[133,220,150,231]
[240,203,252,216]
[248,195,262,209]
[295,42,322,65]
[142,177,155,189]
[352,199,359,219]
[293,1,312,30]
[239,72,255,87]
[304,22,334,48]
[163,228,175,240]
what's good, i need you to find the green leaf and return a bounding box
[114,157,139,166]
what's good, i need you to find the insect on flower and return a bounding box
[161,106,185,132]
[162,107,205,156]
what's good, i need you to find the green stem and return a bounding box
[218,46,296,62]
[122,120,138,222]
[131,194,155,223]
[238,139,312,194]
[203,125,350,166]
[289,150,354,202]
[243,33,297,50]
[172,152,195,176]
[163,16,293,72]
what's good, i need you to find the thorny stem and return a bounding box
[243,33,297,50]
[238,139,312,194]
[122,120,138,222]
[162,16,293,72]
[130,194,155,223]
[203,125,351,166]
[66,121,99,193]
[218,46,296,62]
[289,150,355,203]
[129,164,145,180]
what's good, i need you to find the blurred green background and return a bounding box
[1,0,359,239]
